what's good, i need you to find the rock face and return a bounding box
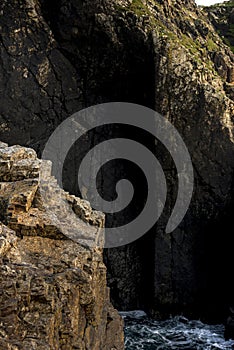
[204,1,234,99]
[0,142,124,349]
[204,0,234,53]
[1,0,234,324]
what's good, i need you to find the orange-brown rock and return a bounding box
[0,142,124,350]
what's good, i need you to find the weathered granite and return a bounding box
[0,142,124,349]
[204,0,234,103]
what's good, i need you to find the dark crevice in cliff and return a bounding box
[61,122,179,312]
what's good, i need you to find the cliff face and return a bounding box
[204,1,234,99]
[0,142,124,349]
[0,0,234,322]
[204,0,234,53]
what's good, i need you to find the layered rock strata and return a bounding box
[0,141,124,350]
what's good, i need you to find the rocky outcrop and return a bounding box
[204,0,234,53]
[203,1,234,99]
[1,0,234,324]
[0,142,124,349]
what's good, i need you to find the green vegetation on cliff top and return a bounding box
[204,0,234,52]
[115,0,219,74]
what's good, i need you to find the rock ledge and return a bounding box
[0,142,124,350]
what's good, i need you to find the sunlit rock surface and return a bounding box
[0,142,124,350]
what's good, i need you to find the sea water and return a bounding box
[120,311,234,350]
